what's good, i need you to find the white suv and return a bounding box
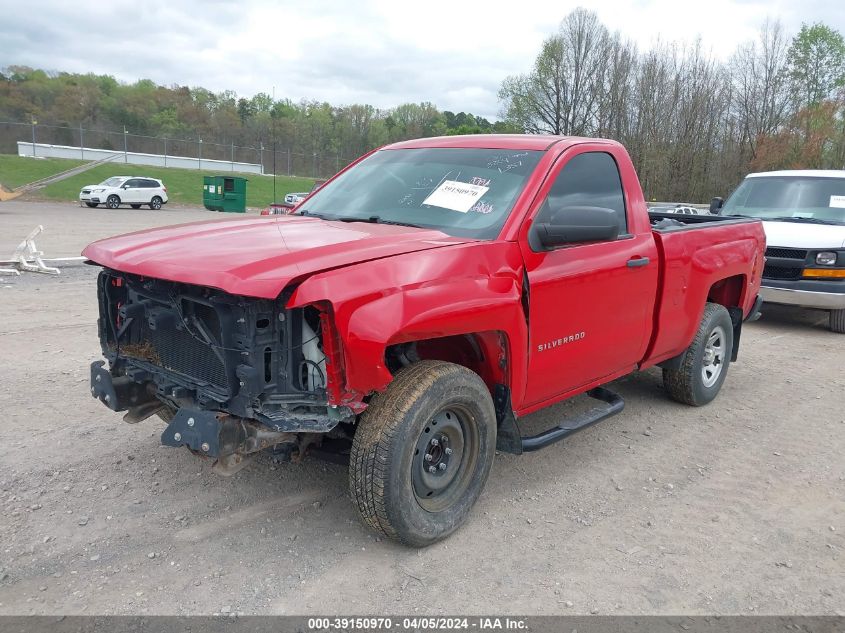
[80,176,169,210]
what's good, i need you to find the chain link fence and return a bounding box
[0,121,354,180]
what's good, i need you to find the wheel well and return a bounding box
[385,332,509,394]
[706,275,746,361]
[707,275,745,309]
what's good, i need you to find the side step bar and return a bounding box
[521,387,625,452]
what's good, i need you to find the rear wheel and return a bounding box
[106,195,121,209]
[663,302,733,406]
[349,360,496,547]
[831,309,845,333]
[149,196,163,210]
[85,202,98,208]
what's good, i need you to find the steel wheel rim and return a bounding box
[701,325,725,388]
[411,406,479,513]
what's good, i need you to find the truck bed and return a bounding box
[642,212,765,368]
[648,210,758,230]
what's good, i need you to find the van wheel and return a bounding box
[831,309,845,333]
[663,302,733,406]
[149,196,163,210]
[106,195,121,209]
[349,360,496,547]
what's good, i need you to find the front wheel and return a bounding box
[149,196,163,210]
[663,302,733,406]
[349,360,496,547]
[106,195,121,209]
[830,309,845,333]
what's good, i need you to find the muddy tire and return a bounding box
[663,302,733,406]
[830,309,845,333]
[349,360,496,547]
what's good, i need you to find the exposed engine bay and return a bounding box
[90,269,355,474]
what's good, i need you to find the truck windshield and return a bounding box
[723,176,845,225]
[298,148,543,239]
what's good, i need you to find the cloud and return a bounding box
[1,0,842,120]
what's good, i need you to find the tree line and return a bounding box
[0,67,516,171]
[2,10,844,201]
[499,10,845,201]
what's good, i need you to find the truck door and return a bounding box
[519,147,658,408]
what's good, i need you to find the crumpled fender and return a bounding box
[286,240,528,405]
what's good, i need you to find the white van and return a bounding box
[713,170,845,333]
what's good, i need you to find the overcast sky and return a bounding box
[2,0,843,120]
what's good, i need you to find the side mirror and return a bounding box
[121,184,129,189]
[710,197,724,214]
[532,206,620,250]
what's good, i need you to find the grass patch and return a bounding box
[0,155,86,189]
[0,154,315,207]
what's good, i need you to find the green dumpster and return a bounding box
[202,175,247,213]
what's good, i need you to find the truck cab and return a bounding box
[716,170,845,332]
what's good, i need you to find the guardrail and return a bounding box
[17,142,264,175]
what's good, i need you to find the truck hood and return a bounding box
[82,215,469,299]
[762,220,845,249]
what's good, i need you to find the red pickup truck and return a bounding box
[84,135,765,546]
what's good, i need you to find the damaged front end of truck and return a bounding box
[89,268,356,474]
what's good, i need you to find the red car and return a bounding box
[84,135,765,546]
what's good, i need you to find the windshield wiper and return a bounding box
[335,216,425,229]
[766,217,843,225]
[297,209,332,220]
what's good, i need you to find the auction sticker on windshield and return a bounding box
[423,180,490,213]
[830,195,845,209]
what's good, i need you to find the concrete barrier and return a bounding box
[17,142,264,175]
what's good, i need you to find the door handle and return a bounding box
[627,257,650,268]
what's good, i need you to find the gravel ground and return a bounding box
[0,200,842,615]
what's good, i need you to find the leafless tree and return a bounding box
[498,9,820,201]
[730,19,793,160]
[499,8,611,136]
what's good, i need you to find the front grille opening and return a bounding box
[765,247,807,260]
[139,318,227,388]
[763,264,803,280]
